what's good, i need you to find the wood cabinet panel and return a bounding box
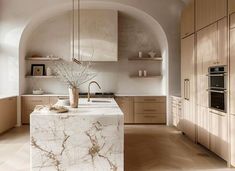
[171,96,182,130]
[230,13,235,29]
[134,96,166,103]
[181,34,196,141]
[0,97,17,134]
[196,23,217,107]
[196,0,227,31]
[181,0,195,38]
[217,17,228,65]
[209,110,228,160]
[230,27,235,115]
[21,96,50,124]
[115,97,134,123]
[229,0,235,14]
[230,114,235,166]
[134,114,166,124]
[134,102,166,114]
[197,105,210,148]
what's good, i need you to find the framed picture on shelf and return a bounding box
[31,64,45,76]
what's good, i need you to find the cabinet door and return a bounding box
[181,34,196,141]
[21,96,50,124]
[230,114,235,166]
[0,97,17,133]
[196,0,227,31]
[182,99,195,141]
[231,27,235,115]
[229,0,235,14]
[115,97,134,123]
[181,0,194,38]
[197,105,210,148]
[217,18,228,65]
[210,111,228,160]
[197,23,217,107]
[181,34,195,99]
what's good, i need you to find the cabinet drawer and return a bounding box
[135,114,166,123]
[22,97,50,110]
[134,102,166,114]
[134,96,166,103]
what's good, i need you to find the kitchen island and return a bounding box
[30,98,124,171]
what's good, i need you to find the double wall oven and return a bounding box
[207,66,227,112]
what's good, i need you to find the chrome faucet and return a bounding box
[88,81,101,102]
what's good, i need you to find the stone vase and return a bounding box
[69,87,79,108]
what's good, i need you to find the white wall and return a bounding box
[25,11,163,95]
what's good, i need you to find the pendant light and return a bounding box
[72,0,81,65]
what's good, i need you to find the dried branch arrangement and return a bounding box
[52,60,96,89]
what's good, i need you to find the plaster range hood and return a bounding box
[79,10,118,62]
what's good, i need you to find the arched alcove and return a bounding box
[18,1,170,123]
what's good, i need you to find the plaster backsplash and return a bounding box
[25,11,164,95]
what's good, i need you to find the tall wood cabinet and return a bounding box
[209,110,228,161]
[181,34,196,141]
[181,0,194,38]
[230,13,235,166]
[197,105,210,148]
[230,14,235,115]
[196,17,228,108]
[196,0,227,31]
[0,97,17,134]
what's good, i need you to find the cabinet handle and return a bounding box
[144,116,156,118]
[210,111,225,117]
[32,100,43,103]
[144,99,157,102]
[144,109,157,112]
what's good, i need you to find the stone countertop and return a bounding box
[31,98,123,116]
[22,94,166,97]
[0,95,17,100]
[114,94,166,97]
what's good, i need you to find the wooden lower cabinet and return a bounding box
[231,115,235,166]
[134,97,166,124]
[0,97,17,134]
[115,97,134,123]
[209,110,228,161]
[197,105,210,148]
[21,96,63,124]
[171,96,182,130]
[115,96,166,124]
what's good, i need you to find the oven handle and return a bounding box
[206,74,227,76]
[207,89,227,93]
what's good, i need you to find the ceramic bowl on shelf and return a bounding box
[32,89,44,95]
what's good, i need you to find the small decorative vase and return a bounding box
[68,87,79,108]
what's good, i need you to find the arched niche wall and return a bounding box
[19,1,169,93]
[18,1,170,123]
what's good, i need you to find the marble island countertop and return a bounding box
[30,98,124,171]
[32,98,123,116]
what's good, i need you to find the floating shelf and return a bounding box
[130,75,162,78]
[128,57,162,61]
[25,57,61,61]
[25,75,57,79]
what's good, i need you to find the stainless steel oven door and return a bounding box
[208,89,226,112]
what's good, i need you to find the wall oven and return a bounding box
[207,66,227,112]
